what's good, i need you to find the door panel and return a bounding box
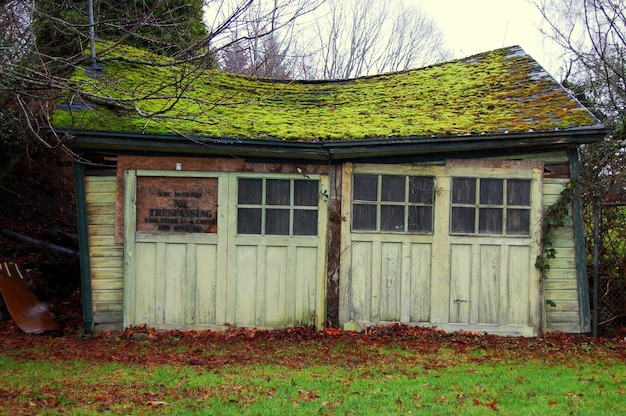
[478,245,500,324]
[340,163,543,336]
[450,244,471,323]
[125,170,328,330]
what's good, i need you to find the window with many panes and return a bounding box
[450,177,531,236]
[237,178,319,236]
[352,174,434,233]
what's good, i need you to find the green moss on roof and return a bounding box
[52,44,600,141]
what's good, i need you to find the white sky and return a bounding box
[417,0,564,77]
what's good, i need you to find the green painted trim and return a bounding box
[74,162,93,333]
[60,127,608,161]
[569,147,591,332]
[123,170,137,328]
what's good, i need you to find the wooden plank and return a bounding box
[449,244,471,323]
[88,225,116,237]
[542,185,567,197]
[88,214,117,226]
[91,257,125,269]
[478,245,499,324]
[93,311,123,322]
[90,267,124,280]
[92,290,124,303]
[234,245,258,325]
[86,175,116,188]
[545,257,577,270]
[88,235,117,247]
[380,242,402,321]
[547,300,581,311]
[91,279,124,291]
[544,279,579,290]
[264,246,288,325]
[410,243,431,322]
[296,246,317,324]
[90,246,124,258]
[546,311,583,323]
[508,246,530,325]
[87,204,115,216]
[93,302,123,313]
[350,241,373,322]
[86,192,116,204]
[195,244,218,324]
[164,243,187,324]
[544,289,580,302]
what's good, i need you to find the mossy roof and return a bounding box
[52,44,602,142]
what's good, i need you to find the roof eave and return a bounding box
[58,126,609,161]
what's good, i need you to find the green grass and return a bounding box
[1,344,624,415]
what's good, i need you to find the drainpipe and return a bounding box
[592,200,600,338]
[87,0,97,65]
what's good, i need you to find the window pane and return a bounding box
[507,209,530,234]
[452,178,476,204]
[479,208,503,234]
[380,205,405,231]
[294,210,318,235]
[408,206,432,233]
[408,177,434,203]
[480,179,503,205]
[294,180,319,206]
[451,207,475,233]
[238,208,261,234]
[353,204,376,230]
[266,179,290,205]
[381,175,405,202]
[238,178,262,204]
[353,175,378,201]
[507,179,531,206]
[266,209,289,235]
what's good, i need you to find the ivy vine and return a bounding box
[535,180,576,308]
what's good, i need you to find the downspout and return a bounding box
[74,162,94,333]
[87,0,97,66]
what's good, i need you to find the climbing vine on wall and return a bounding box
[535,181,575,307]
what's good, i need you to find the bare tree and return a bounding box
[534,0,626,288]
[212,0,323,78]
[0,0,324,142]
[534,0,625,125]
[304,0,451,79]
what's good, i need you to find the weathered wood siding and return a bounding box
[85,176,124,331]
[542,178,583,333]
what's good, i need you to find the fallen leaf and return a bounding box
[548,400,558,406]
[485,399,498,410]
[145,401,168,407]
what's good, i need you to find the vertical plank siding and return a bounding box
[85,176,124,331]
[542,178,583,333]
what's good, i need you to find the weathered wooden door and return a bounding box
[124,170,328,330]
[340,162,543,336]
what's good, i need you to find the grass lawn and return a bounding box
[0,325,624,415]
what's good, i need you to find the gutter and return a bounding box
[58,126,609,161]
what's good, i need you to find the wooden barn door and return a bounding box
[340,162,543,336]
[123,170,328,330]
